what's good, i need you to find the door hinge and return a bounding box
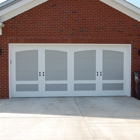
[10,60,12,64]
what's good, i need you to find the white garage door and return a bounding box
[9,44,131,97]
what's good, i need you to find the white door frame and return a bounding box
[9,44,131,98]
[99,46,129,96]
[9,45,42,97]
[41,46,71,97]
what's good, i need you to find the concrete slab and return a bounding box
[0,98,81,118]
[0,99,5,103]
[75,97,140,118]
[0,97,140,140]
[89,122,140,139]
[75,97,140,140]
[0,118,93,140]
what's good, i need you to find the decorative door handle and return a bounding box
[100,72,102,76]
[97,72,98,76]
[39,72,41,76]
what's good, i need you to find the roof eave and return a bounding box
[0,0,49,23]
[100,0,140,22]
[0,23,5,35]
[0,0,34,17]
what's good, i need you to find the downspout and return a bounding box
[0,23,5,35]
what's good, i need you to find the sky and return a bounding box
[126,0,140,8]
[0,0,140,8]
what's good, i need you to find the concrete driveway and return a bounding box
[0,97,140,140]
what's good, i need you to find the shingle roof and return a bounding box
[0,0,22,11]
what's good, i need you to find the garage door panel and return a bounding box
[45,84,67,91]
[42,48,69,96]
[74,84,96,91]
[102,83,123,90]
[74,50,96,59]
[74,59,96,71]
[103,70,123,80]
[103,59,124,70]
[16,50,38,81]
[101,49,126,94]
[45,50,67,59]
[16,59,38,71]
[46,59,67,71]
[10,44,130,97]
[16,84,38,92]
[74,71,96,80]
[11,46,42,97]
[16,72,38,81]
[74,50,96,81]
[103,50,124,59]
[16,50,38,59]
[103,50,124,81]
[45,50,67,81]
[45,71,67,81]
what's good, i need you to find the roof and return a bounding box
[0,0,140,35]
[125,0,140,9]
[100,0,140,19]
[0,0,49,22]
[0,0,22,11]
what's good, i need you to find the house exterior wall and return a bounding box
[0,0,140,98]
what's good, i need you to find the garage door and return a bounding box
[9,44,131,97]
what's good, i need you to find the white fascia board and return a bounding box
[115,0,140,14]
[0,28,2,35]
[0,0,14,7]
[0,0,49,23]
[0,23,5,35]
[0,0,34,16]
[0,0,19,7]
[100,0,140,22]
[0,23,5,27]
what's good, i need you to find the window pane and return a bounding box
[16,50,38,81]
[103,83,123,90]
[45,50,67,81]
[45,84,67,91]
[74,50,96,80]
[103,50,124,80]
[74,84,96,91]
[16,84,38,91]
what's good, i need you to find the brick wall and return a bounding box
[0,0,140,98]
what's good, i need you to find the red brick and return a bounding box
[0,0,140,98]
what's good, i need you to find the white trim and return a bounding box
[0,0,49,23]
[100,0,140,22]
[9,43,131,97]
[0,23,5,27]
[0,0,33,17]
[0,23,4,35]
[116,0,140,14]
[0,0,19,7]
[9,43,131,46]
[9,44,12,98]
[0,28,2,35]
[128,44,132,97]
